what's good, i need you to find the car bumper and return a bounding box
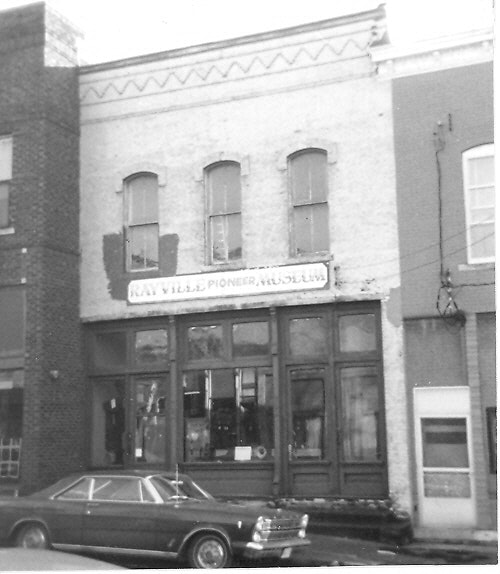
[242,538,311,560]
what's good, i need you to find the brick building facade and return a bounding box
[0,2,85,494]
[373,31,495,532]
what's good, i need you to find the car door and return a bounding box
[82,476,159,551]
[44,477,90,545]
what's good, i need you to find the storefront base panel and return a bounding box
[184,465,275,498]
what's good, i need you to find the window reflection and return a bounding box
[135,378,166,464]
[135,329,168,364]
[339,314,376,352]
[91,380,126,467]
[188,325,223,360]
[341,367,379,461]
[183,368,274,462]
[289,317,328,357]
[290,369,325,459]
[232,322,269,356]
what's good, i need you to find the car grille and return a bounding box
[265,517,302,540]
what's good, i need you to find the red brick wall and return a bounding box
[0,2,85,493]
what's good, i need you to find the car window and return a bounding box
[91,477,154,502]
[55,477,92,501]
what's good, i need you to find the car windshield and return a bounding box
[150,476,214,502]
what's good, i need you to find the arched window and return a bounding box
[289,149,329,256]
[206,161,242,264]
[125,173,159,271]
[462,144,495,263]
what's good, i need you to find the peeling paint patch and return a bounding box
[159,234,179,276]
[103,233,127,300]
[386,286,402,327]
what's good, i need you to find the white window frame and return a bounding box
[0,135,13,232]
[462,143,495,264]
[125,172,159,272]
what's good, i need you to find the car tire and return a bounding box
[187,533,231,569]
[15,523,50,549]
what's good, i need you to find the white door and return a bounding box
[414,387,476,527]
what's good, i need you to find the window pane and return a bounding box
[92,477,143,502]
[289,317,328,357]
[0,136,12,181]
[135,329,168,364]
[422,418,469,468]
[93,332,127,369]
[423,472,471,498]
[341,366,380,461]
[468,155,494,187]
[0,370,23,479]
[0,288,24,356]
[232,322,269,356]
[128,174,158,224]
[90,380,126,467]
[211,213,242,263]
[470,223,495,260]
[129,224,159,270]
[290,150,327,204]
[471,186,494,209]
[183,368,274,462]
[290,369,325,459]
[57,478,92,501]
[135,378,166,464]
[208,162,241,214]
[187,325,223,360]
[0,183,9,228]
[294,203,328,255]
[339,314,377,352]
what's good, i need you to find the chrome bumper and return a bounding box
[243,537,311,559]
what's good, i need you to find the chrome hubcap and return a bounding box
[21,528,47,548]
[197,539,225,568]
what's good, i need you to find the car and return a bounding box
[0,548,125,571]
[0,470,310,568]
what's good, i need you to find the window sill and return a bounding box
[201,261,245,273]
[287,253,332,265]
[458,262,495,271]
[0,227,14,235]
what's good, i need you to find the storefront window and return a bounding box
[188,325,223,360]
[93,332,127,369]
[290,368,325,459]
[183,368,274,462]
[134,378,166,464]
[232,322,269,356]
[134,329,168,365]
[339,314,376,352]
[289,317,328,357]
[91,380,126,467]
[340,366,380,461]
[0,370,23,478]
[422,418,469,468]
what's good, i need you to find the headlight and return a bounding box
[298,514,309,538]
[252,516,272,543]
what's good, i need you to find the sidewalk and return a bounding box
[291,533,498,566]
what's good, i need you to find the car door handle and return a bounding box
[86,502,101,508]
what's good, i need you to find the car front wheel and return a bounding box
[187,533,231,568]
[15,524,50,549]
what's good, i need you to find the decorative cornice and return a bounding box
[372,29,493,79]
[79,10,387,107]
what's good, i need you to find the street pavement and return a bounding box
[289,533,498,567]
[94,533,498,569]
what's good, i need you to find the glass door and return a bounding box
[286,366,338,496]
[131,376,168,465]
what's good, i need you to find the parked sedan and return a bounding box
[0,470,309,568]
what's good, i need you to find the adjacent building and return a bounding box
[0,2,85,494]
[374,30,495,532]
